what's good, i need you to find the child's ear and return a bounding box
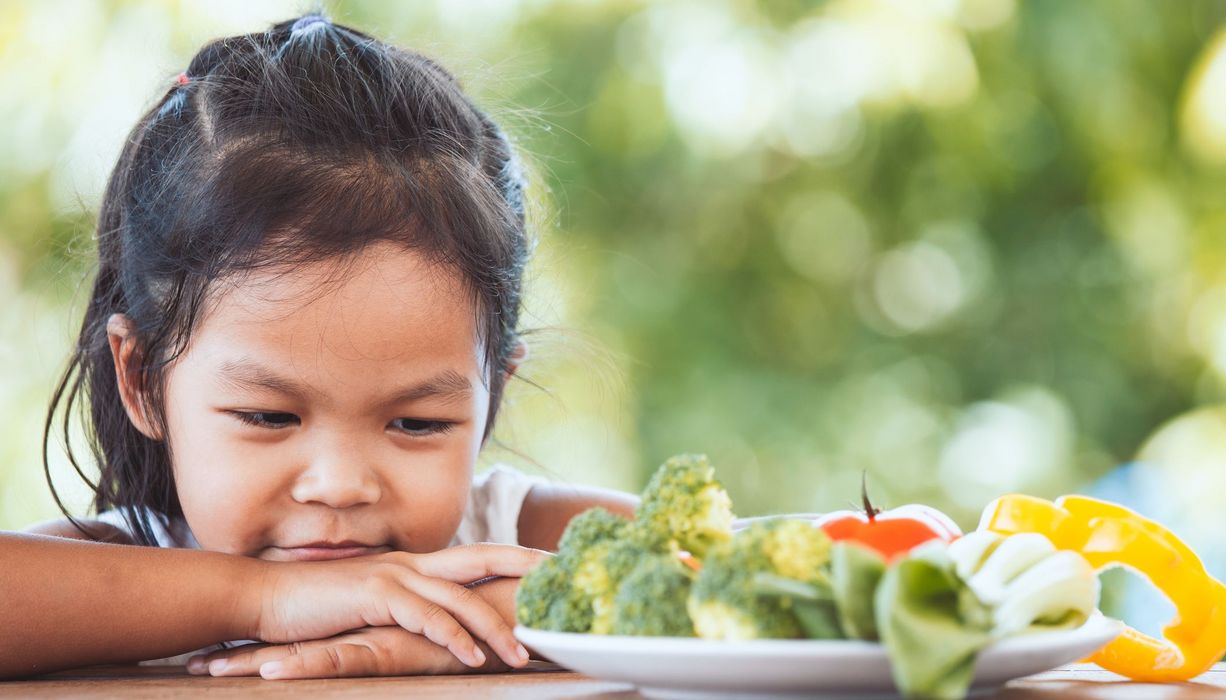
[502,338,529,380]
[106,314,162,441]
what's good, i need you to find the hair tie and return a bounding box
[290,14,331,34]
[175,72,189,86]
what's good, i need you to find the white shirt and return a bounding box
[93,465,546,665]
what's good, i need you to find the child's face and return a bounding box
[146,242,494,560]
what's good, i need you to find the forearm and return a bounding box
[518,484,639,552]
[0,532,262,678]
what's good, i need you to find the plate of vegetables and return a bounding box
[515,455,1120,700]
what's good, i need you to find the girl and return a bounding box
[2,13,637,680]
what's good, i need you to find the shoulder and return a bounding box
[453,466,639,550]
[24,507,195,549]
[23,517,135,545]
[452,466,547,547]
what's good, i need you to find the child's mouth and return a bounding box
[270,543,391,561]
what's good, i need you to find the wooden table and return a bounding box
[2,663,1224,699]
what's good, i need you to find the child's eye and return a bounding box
[225,412,451,435]
[230,411,300,429]
[390,418,455,436]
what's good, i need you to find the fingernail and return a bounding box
[516,643,530,662]
[186,656,206,674]
[472,646,486,666]
[208,659,229,675]
[261,662,284,679]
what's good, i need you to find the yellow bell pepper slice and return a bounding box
[979,494,1226,682]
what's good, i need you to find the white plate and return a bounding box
[515,614,1123,700]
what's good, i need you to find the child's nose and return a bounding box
[290,447,383,509]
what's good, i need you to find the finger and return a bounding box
[403,573,529,668]
[383,591,486,668]
[409,544,550,582]
[186,642,272,675]
[260,643,381,680]
[191,642,308,677]
[259,637,510,678]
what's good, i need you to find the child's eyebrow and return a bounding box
[216,359,473,406]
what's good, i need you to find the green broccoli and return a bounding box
[636,454,735,558]
[516,507,639,633]
[516,553,593,632]
[557,506,629,555]
[611,554,696,637]
[576,536,648,634]
[687,519,834,640]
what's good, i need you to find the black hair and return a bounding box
[42,14,533,546]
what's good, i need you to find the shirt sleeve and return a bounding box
[450,465,549,546]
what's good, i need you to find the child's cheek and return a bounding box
[386,460,471,552]
[382,419,485,553]
[172,438,281,555]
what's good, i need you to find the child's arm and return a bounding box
[0,530,261,677]
[516,483,640,551]
[0,529,543,678]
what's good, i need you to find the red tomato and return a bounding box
[815,480,961,561]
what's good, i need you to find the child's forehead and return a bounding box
[221,242,459,302]
[193,244,485,371]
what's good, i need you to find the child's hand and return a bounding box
[187,626,513,678]
[245,544,545,669]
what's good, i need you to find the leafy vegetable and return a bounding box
[877,533,1099,700]
[875,542,994,700]
[830,541,887,640]
[947,531,1098,637]
[752,572,842,639]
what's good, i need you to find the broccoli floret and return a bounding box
[759,518,832,585]
[575,536,648,634]
[636,454,735,557]
[517,507,640,633]
[611,554,696,637]
[557,507,629,556]
[687,519,833,640]
[515,552,559,629]
[516,554,593,632]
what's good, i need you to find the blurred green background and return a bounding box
[4,0,1226,587]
